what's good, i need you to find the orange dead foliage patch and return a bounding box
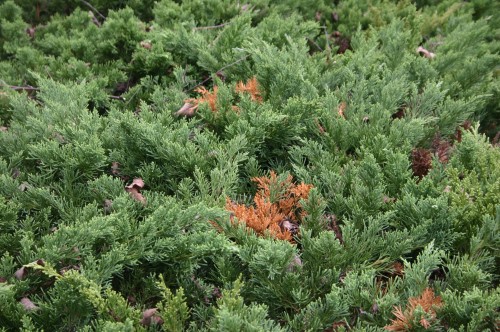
[385,288,443,331]
[235,76,262,102]
[177,77,262,117]
[194,86,218,112]
[176,86,219,117]
[226,171,312,242]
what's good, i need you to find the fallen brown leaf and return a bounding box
[140,40,152,50]
[14,267,26,280]
[125,178,146,205]
[279,218,299,235]
[416,46,435,59]
[175,102,198,117]
[140,308,163,326]
[20,297,39,311]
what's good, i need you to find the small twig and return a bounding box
[109,95,126,101]
[0,84,39,91]
[1,84,127,102]
[187,54,251,92]
[192,22,231,31]
[307,37,323,52]
[322,25,331,52]
[80,0,106,20]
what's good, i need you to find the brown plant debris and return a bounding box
[140,308,163,326]
[391,107,405,120]
[432,135,452,164]
[20,297,39,311]
[226,171,313,241]
[416,46,436,59]
[177,77,262,117]
[125,178,146,205]
[411,148,432,178]
[337,101,347,119]
[175,102,198,117]
[140,40,152,50]
[235,76,262,102]
[176,86,218,117]
[385,288,443,331]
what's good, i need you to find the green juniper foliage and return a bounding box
[0,0,499,330]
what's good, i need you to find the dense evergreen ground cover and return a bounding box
[0,0,499,330]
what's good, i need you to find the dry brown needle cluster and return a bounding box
[176,76,262,117]
[235,76,262,102]
[385,288,443,331]
[226,171,312,241]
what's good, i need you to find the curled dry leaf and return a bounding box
[14,267,26,280]
[20,297,39,311]
[279,218,299,235]
[0,126,7,132]
[125,178,146,205]
[127,178,144,189]
[128,188,146,204]
[140,308,163,326]
[416,46,435,59]
[175,102,198,117]
[140,40,152,50]
[14,259,45,280]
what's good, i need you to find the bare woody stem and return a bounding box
[80,0,106,20]
[0,84,39,91]
[187,54,251,92]
[192,23,231,31]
